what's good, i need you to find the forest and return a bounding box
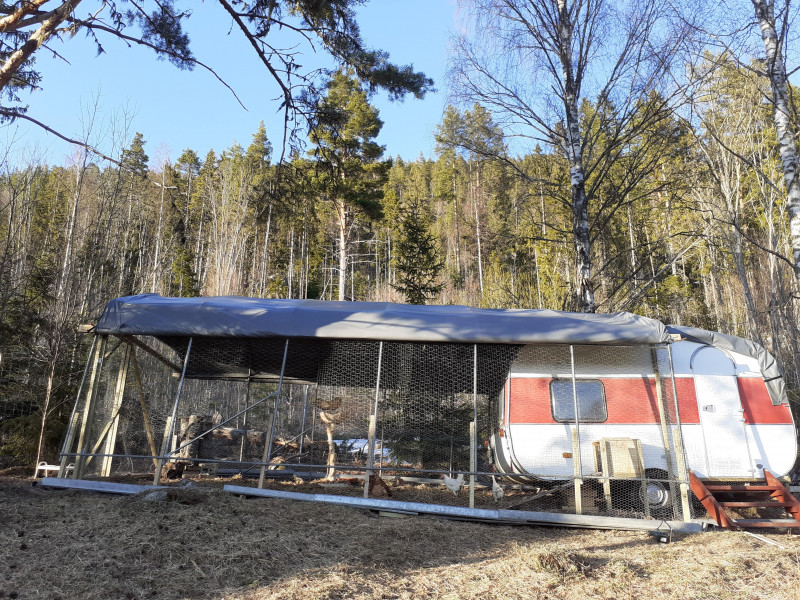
[1,0,800,469]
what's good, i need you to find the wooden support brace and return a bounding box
[572,428,583,515]
[129,350,159,468]
[116,335,181,372]
[100,345,131,476]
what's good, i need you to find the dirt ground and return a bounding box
[1,475,799,600]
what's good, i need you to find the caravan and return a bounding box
[492,329,797,508]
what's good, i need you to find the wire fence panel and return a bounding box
[62,335,695,520]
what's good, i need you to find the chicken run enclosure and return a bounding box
[57,295,708,523]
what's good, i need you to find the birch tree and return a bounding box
[453,0,687,311]
[750,0,800,284]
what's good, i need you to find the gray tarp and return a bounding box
[667,324,788,406]
[95,294,671,345]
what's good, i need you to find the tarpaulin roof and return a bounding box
[95,294,671,346]
[667,325,788,406]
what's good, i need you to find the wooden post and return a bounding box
[570,346,583,515]
[101,345,132,477]
[667,345,693,521]
[364,342,384,498]
[469,421,476,509]
[74,335,108,479]
[129,349,158,468]
[239,377,251,465]
[651,347,681,518]
[470,345,478,509]
[59,335,97,477]
[297,385,310,462]
[364,415,377,498]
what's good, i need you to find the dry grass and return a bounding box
[2,475,800,600]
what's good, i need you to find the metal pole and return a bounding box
[59,335,97,477]
[364,341,384,498]
[259,339,290,488]
[570,345,583,515]
[153,337,193,485]
[470,344,478,509]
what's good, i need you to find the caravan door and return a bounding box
[691,346,753,478]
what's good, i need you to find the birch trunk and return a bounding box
[557,0,594,312]
[752,0,800,282]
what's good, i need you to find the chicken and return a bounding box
[441,473,464,496]
[491,476,504,502]
[368,474,392,498]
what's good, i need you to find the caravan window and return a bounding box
[550,379,607,423]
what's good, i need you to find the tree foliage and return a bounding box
[0,1,434,156]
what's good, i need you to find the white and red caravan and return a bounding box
[492,336,797,484]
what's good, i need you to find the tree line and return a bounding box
[2,58,799,467]
[3,0,800,468]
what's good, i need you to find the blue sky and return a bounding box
[3,1,457,168]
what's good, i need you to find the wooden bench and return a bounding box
[34,462,73,479]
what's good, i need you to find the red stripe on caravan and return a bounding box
[508,377,700,425]
[738,378,793,424]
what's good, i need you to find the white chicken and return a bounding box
[491,476,504,502]
[441,473,464,496]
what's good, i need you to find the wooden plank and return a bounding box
[116,334,181,372]
[719,501,796,508]
[74,335,108,479]
[651,348,683,519]
[129,349,159,468]
[705,485,780,492]
[733,520,800,529]
[101,345,131,476]
[153,416,174,485]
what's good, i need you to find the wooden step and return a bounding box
[719,501,796,508]
[704,485,780,492]
[689,470,800,529]
[732,519,800,529]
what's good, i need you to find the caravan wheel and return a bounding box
[637,469,672,517]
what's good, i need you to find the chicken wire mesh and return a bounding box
[61,335,695,520]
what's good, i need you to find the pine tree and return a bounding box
[308,70,390,301]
